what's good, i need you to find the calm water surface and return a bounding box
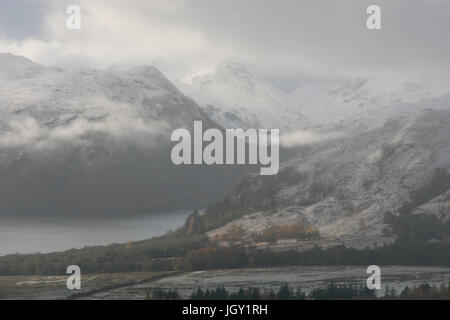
[0,210,191,256]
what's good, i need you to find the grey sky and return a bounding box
[0,0,449,90]
[0,0,48,38]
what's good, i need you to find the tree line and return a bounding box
[148,281,450,300]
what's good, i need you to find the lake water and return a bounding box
[0,210,191,256]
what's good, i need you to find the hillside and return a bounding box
[289,77,449,130]
[0,53,250,216]
[177,60,310,131]
[201,109,450,248]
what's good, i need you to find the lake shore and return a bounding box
[0,210,192,256]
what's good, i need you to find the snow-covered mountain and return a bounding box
[289,77,450,130]
[3,52,449,240]
[176,61,450,248]
[205,108,450,248]
[177,60,310,132]
[0,53,249,216]
[178,60,450,144]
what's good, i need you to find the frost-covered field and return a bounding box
[2,266,450,300]
[0,271,173,300]
[88,266,450,300]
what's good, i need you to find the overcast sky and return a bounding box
[0,0,449,91]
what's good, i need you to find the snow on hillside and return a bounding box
[0,53,246,216]
[207,109,450,246]
[177,60,310,132]
[178,61,450,150]
[177,61,450,246]
[0,53,212,151]
[289,77,450,129]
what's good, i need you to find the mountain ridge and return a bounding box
[202,108,450,249]
[0,53,250,216]
[177,60,310,132]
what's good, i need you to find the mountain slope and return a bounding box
[0,53,249,217]
[289,77,449,129]
[202,109,450,247]
[177,60,310,132]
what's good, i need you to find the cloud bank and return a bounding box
[0,0,449,87]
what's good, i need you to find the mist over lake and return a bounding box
[0,210,191,256]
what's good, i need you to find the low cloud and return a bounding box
[1,0,449,87]
[0,97,169,151]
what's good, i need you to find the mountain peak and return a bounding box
[216,60,257,82]
[177,60,310,131]
[181,60,257,87]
